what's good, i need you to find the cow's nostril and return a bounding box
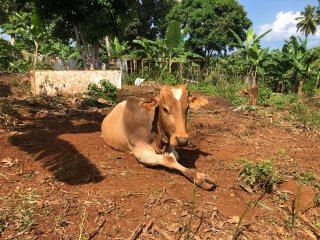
[176,137,189,146]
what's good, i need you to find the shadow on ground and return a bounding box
[8,106,105,185]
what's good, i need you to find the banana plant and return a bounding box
[230,28,271,105]
[108,37,130,72]
[0,9,47,69]
[282,36,319,95]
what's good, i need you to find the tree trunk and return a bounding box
[291,72,298,93]
[105,36,111,58]
[78,26,90,70]
[10,35,15,45]
[74,24,88,70]
[298,79,304,96]
[249,84,258,106]
[33,40,39,70]
[95,43,99,68]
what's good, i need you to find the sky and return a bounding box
[238,0,320,49]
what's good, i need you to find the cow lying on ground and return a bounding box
[101,84,215,190]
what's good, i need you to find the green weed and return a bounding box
[290,102,320,129]
[87,79,118,104]
[0,188,39,233]
[296,170,319,189]
[239,160,280,193]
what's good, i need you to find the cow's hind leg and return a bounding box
[131,144,216,191]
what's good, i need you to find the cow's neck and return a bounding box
[151,107,169,154]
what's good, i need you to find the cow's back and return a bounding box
[101,101,131,152]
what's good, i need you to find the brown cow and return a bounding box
[101,84,215,190]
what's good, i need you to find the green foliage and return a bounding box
[164,20,182,52]
[265,94,298,109]
[258,86,272,105]
[230,27,271,86]
[87,79,118,103]
[0,38,23,73]
[166,0,252,56]
[239,160,279,193]
[188,81,247,106]
[289,102,320,129]
[296,171,319,187]
[109,37,130,61]
[295,5,318,38]
[159,72,178,86]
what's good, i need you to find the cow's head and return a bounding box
[155,84,208,147]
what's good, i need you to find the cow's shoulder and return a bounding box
[123,96,158,144]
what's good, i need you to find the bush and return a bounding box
[265,94,297,109]
[290,102,320,129]
[258,86,272,105]
[239,160,279,193]
[87,79,118,103]
[295,171,319,189]
[189,81,247,106]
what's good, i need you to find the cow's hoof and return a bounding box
[196,173,217,191]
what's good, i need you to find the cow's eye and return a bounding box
[163,106,171,114]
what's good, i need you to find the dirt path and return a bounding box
[0,75,319,239]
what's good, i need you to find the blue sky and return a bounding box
[238,0,320,49]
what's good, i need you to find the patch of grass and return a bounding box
[0,188,39,234]
[239,160,280,193]
[279,192,289,202]
[295,170,319,189]
[189,81,247,105]
[289,102,320,129]
[0,99,20,126]
[265,94,298,109]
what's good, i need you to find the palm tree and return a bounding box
[295,5,318,38]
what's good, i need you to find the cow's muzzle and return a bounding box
[176,137,189,147]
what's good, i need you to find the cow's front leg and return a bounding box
[131,144,216,191]
[168,145,179,161]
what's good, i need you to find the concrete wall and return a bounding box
[31,70,122,95]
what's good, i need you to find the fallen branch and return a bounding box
[128,223,146,240]
[298,214,320,237]
[153,224,174,240]
[143,220,153,234]
[88,219,107,240]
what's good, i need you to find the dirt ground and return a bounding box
[0,74,319,240]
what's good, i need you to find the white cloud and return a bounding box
[256,11,320,43]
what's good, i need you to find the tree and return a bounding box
[295,5,318,38]
[166,0,252,58]
[282,36,319,96]
[0,9,49,69]
[108,37,130,73]
[123,0,178,42]
[132,20,202,78]
[33,0,130,70]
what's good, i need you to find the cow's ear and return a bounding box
[188,96,208,110]
[182,83,189,89]
[140,97,159,112]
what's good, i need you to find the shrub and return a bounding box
[290,102,320,129]
[295,171,319,189]
[239,160,279,193]
[258,86,272,105]
[87,79,118,103]
[265,94,297,109]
